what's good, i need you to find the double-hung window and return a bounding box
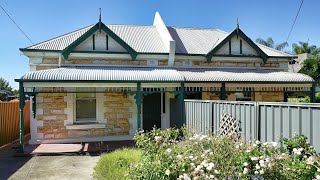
[75,93,96,122]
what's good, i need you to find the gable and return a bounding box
[206,28,268,62]
[216,36,258,56]
[74,30,127,52]
[61,22,137,60]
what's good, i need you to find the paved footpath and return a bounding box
[0,150,100,180]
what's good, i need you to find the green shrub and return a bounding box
[93,148,142,180]
[316,92,320,103]
[129,128,320,180]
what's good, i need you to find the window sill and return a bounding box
[66,123,106,130]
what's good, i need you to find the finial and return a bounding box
[236,18,239,38]
[99,8,102,33]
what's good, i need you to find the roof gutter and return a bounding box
[14,79,314,84]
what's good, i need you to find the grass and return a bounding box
[93,148,142,180]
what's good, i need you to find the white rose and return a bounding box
[243,162,248,166]
[259,169,264,175]
[259,160,264,165]
[165,169,170,176]
[243,168,248,174]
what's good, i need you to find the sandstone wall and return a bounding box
[202,92,220,100]
[254,92,284,102]
[34,91,134,141]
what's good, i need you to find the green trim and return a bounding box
[269,56,298,59]
[220,83,226,100]
[14,79,184,83]
[136,83,142,130]
[179,82,185,126]
[15,78,314,84]
[19,48,61,53]
[211,54,260,58]
[175,53,205,56]
[61,23,138,60]
[71,50,131,55]
[18,82,25,153]
[206,28,269,63]
[136,52,169,55]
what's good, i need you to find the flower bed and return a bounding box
[128,128,320,180]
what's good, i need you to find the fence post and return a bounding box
[255,102,260,141]
[18,82,25,153]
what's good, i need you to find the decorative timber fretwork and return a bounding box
[219,113,240,140]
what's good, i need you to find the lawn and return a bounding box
[93,148,142,180]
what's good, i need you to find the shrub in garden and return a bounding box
[93,148,142,179]
[129,128,320,180]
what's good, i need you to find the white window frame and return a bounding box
[73,92,97,123]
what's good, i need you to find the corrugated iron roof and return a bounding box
[21,67,184,82]
[109,25,167,53]
[24,24,291,57]
[26,25,167,53]
[168,26,291,57]
[19,67,314,82]
[178,68,314,82]
[27,24,95,50]
[167,27,226,54]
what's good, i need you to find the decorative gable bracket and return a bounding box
[61,22,138,60]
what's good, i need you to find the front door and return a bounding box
[143,93,161,131]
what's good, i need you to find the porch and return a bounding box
[15,66,315,152]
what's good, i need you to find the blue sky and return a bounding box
[1,0,319,89]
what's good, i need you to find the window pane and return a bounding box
[76,99,96,121]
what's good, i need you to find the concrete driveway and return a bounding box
[0,151,100,180]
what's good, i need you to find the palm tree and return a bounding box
[256,37,288,51]
[292,41,319,55]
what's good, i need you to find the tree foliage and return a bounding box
[0,77,13,101]
[298,58,320,83]
[0,77,12,92]
[255,37,288,51]
[292,41,319,55]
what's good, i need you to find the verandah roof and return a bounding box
[16,67,314,83]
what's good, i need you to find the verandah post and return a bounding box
[18,82,25,153]
[136,82,142,130]
[179,82,185,126]
[220,83,226,100]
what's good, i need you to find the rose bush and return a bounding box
[128,128,320,180]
